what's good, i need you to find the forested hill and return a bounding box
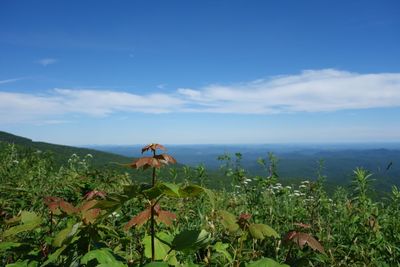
[0,131,132,168]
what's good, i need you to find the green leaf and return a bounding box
[94,200,120,209]
[53,226,71,247]
[2,211,42,238]
[97,264,127,267]
[218,210,239,233]
[122,184,140,198]
[143,233,172,260]
[0,242,23,251]
[181,262,200,267]
[143,186,163,199]
[248,225,263,240]
[20,211,41,225]
[179,185,215,207]
[3,222,41,238]
[42,245,67,266]
[143,182,181,199]
[81,248,126,266]
[53,222,81,247]
[202,188,216,208]
[171,229,211,252]
[246,258,290,267]
[212,242,232,262]
[179,185,205,197]
[160,182,180,197]
[143,262,169,267]
[248,224,279,240]
[6,259,38,267]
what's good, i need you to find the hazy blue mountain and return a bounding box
[89,143,400,190]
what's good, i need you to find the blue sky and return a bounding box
[1,0,400,145]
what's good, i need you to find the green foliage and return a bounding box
[248,224,279,240]
[81,248,126,266]
[171,229,211,252]
[2,212,42,238]
[246,258,289,267]
[1,140,400,266]
[0,131,132,169]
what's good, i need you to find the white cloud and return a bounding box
[1,69,400,124]
[0,89,185,123]
[177,88,203,100]
[0,77,25,85]
[36,58,57,66]
[177,69,400,113]
[53,88,184,115]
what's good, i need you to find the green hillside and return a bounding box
[0,131,133,168]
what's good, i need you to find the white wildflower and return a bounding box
[109,212,120,218]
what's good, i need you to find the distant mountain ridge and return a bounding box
[0,131,133,167]
[90,143,400,192]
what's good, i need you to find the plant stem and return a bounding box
[49,212,53,235]
[152,150,156,186]
[151,150,156,261]
[151,200,155,261]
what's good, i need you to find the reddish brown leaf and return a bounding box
[294,232,325,253]
[82,208,101,225]
[156,209,177,226]
[124,208,151,231]
[283,231,298,243]
[84,190,106,200]
[43,196,62,205]
[237,213,252,228]
[130,157,150,168]
[284,231,325,254]
[130,157,162,169]
[141,144,166,154]
[238,213,252,221]
[155,154,177,165]
[59,201,78,215]
[78,200,98,213]
[44,196,63,214]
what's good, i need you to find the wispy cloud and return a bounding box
[36,58,57,66]
[0,77,25,85]
[178,69,400,113]
[0,89,184,124]
[1,69,400,124]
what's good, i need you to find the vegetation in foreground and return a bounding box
[1,141,400,266]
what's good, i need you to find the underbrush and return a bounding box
[1,142,399,266]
